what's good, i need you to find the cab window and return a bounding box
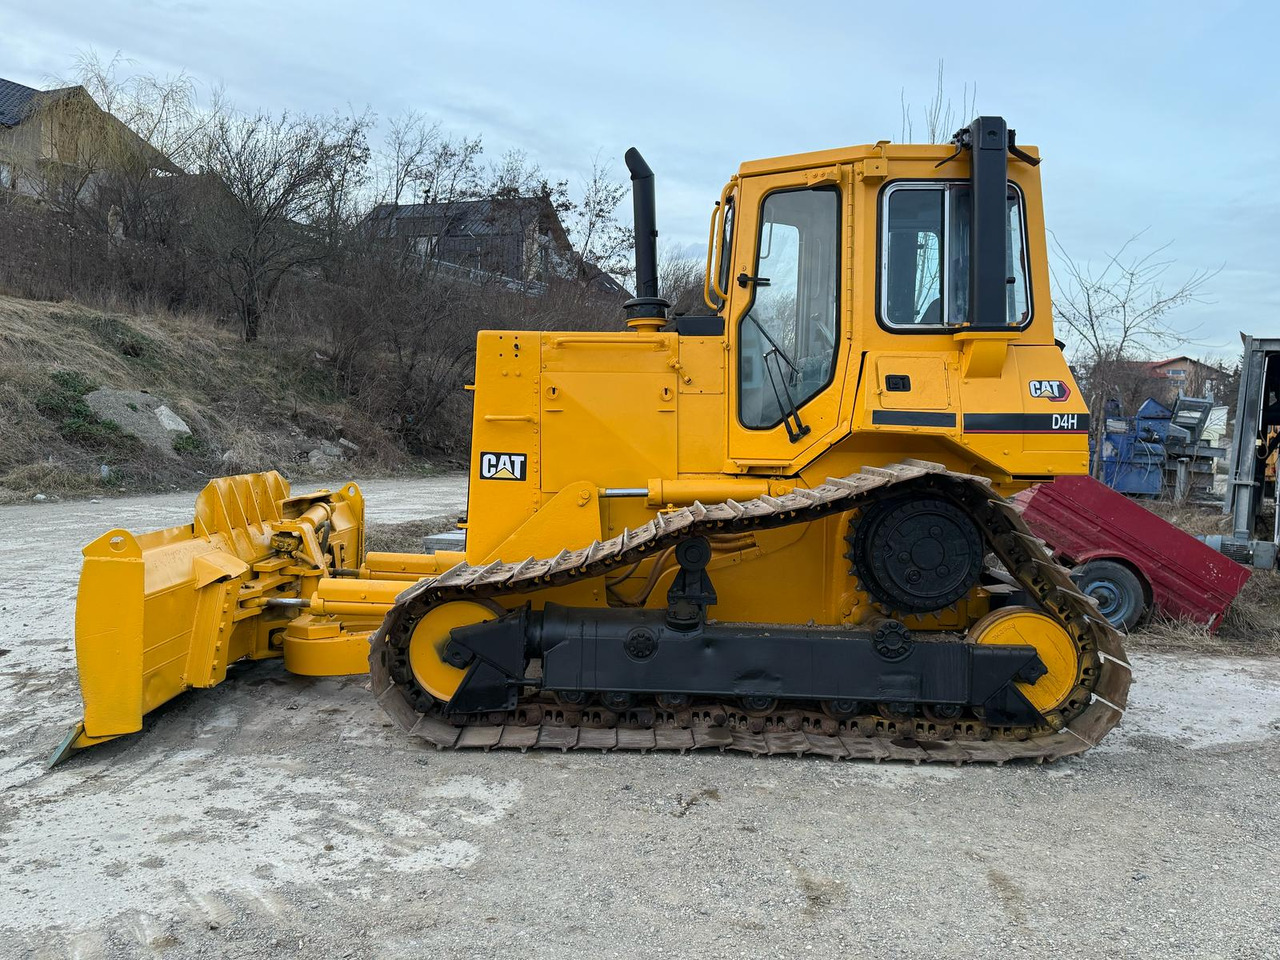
[739,187,839,430]
[882,182,1030,327]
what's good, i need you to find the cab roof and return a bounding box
[736,141,1041,177]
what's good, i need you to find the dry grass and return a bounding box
[1130,568,1280,657]
[0,294,413,500]
[1122,499,1280,657]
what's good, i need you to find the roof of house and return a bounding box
[366,197,557,237]
[367,195,630,299]
[0,77,40,127]
[1147,356,1223,374]
[0,77,81,128]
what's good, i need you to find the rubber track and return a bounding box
[368,460,1131,764]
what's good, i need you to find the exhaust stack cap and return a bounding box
[622,147,670,329]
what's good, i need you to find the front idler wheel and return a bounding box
[405,599,505,703]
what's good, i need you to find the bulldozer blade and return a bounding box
[54,471,365,764]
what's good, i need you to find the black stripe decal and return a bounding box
[871,410,957,428]
[964,413,1091,433]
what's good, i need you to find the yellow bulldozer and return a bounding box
[54,116,1129,766]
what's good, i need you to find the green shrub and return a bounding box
[35,370,95,420]
[62,415,127,446]
[172,433,205,455]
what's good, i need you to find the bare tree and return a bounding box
[565,155,633,286]
[191,109,370,340]
[378,110,443,206]
[71,52,207,168]
[486,148,571,289]
[900,60,977,143]
[313,112,374,282]
[1051,232,1216,475]
[659,250,706,316]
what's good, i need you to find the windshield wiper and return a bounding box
[745,311,800,374]
[745,312,810,443]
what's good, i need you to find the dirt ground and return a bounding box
[2,476,1280,959]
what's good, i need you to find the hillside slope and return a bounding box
[0,295,428,502]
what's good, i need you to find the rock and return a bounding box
[338,438,361,453]
[32,493,47,502]
[154,405,191,435]
[279,437,312,458]
[84,388,193,457]
[319,441,343,458]
[308,449,341,469]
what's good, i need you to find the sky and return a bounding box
[2,0,1277,358]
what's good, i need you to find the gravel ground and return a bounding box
[2,476,1279,959]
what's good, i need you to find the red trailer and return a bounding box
[1012,475,1250,631]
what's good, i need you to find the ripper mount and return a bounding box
[439,535,1048,724]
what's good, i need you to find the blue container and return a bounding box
[1099,397,1171,496]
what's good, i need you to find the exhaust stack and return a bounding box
[623,147,670,330]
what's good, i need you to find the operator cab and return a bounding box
[693,116,1054,469]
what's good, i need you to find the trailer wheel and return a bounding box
[1071,560,1147,632]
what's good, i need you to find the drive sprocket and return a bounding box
[848,494,985,613]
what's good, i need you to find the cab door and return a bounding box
[725,168,854,472]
